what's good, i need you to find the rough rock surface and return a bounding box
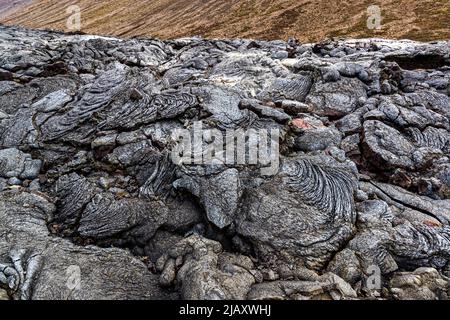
[0,25,449,300]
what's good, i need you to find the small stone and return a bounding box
[92,134,117,148]
[262,269,279,281]
[291,117,324,130]
[0,111,8,119]
[335,112,362,134]
[329,147,347,162]
[0,148,41,180]
[159,258,176,287]
[357,70,370,83]
[0,178,7,192]
[390,169,412,189]
[240,99,291,123]
[271,50,289,59]
[129,88,143,101]
[110,187,128,197]
[0,70,13,81]
[29,179,41,191]
[357,96,367,106]
[276,100,311,115]
[355,190,369,202]
[8,177,22,186]
[0,289,9,300]
[98,177,114,190]
[294,125,342,152]
[340,134,360,154]
[20,159,42,180]
[381,80,391,94]
[322,67,341,82]
[250,270,264,283]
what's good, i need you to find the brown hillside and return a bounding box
[1,0,449,42]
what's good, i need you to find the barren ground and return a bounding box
[1,0,449,42]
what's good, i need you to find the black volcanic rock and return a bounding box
[0,25,449,300]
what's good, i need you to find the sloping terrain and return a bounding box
[0,25,449,300]
[1,0,449,42]
[0,0,32,18]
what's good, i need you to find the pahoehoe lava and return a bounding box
[0,25,449,300]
